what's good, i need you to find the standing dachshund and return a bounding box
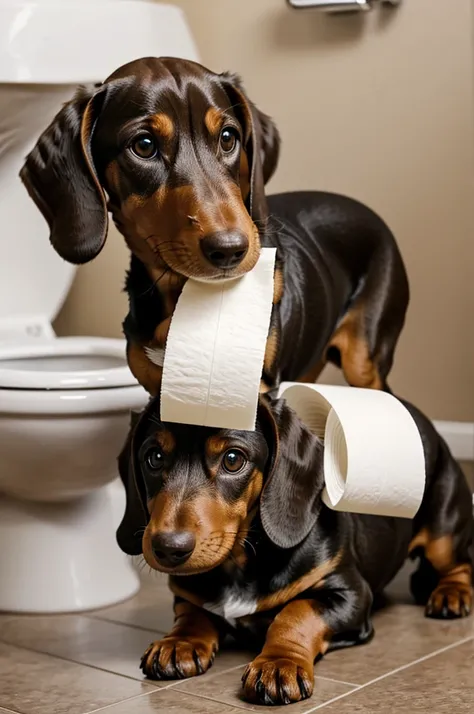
[20,57,409,396]
[117,395,473,706]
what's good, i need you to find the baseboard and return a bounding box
[433,420,474,461]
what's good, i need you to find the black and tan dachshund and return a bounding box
[20,57,408,396]
[117,395,473,706]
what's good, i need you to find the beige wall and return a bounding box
[55,0,474,422]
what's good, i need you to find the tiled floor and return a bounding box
[1,465,473,714]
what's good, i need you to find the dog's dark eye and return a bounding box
[145,447,164,471]
[131,134,158,159]
[220,127,238,154]
[222,449,246,474]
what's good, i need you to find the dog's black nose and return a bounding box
[201,231,249,269]
[151,531,196,567]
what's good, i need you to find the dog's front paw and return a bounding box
[242,655,313,706]
[425,582,472,619]
[140,637,217,680]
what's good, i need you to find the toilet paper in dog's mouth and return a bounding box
[160,248,276,431]
[278,382,426,519]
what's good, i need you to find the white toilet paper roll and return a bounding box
[161,248,276,430]
[277,382,426,518]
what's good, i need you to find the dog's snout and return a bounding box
[201,230,249,269]
[151,531,196,568]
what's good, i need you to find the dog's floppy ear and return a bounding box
[221,72,280,226]
[258,396,324,549]
[257,109,280,187]
[20,84,109,265]
[116,405,154,556]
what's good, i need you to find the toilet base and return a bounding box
[0,480,140,614]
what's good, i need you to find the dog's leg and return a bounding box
[140,598,220,680]
[242,599,329,705]
[327,244,408,393]
[409,440,473,619]
[327,306,384,390]
[242,572,372,706]
[410,530,473,619]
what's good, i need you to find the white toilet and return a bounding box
[0,0,198,613]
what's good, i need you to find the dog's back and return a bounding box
[263,191,409,391]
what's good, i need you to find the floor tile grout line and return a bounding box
[64,617,362,689]
[168,688,252,713]
[82,677,202,714]
[171,668,360,712]
[173,662,254,693]
[314,675,361,688]
[85,662,361,714]
[3,631,252,691]
[0,639,167,689]
[20,609,365,692]
[84,612,169,636]
[82,664,255,714]
[2,636,243,694]
[82,687,166,714]
[301,634,474,713]
[301,684,363,713]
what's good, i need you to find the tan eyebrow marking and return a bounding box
[150,113,175,140]
[156,429,176,455]
[206,435,229,459]
[205,107,223,135]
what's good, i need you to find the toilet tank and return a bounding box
[0,0,199,83]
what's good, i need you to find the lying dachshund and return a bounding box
[20,56,408,396]
[117,395,473,706]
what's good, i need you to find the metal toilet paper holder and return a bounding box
[287,0,401,14]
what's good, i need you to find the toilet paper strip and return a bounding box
[161,248,277,431]
[277,382,426,518]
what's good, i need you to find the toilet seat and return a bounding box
[0,336,137,390]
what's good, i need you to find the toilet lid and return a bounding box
[0,337,140,390]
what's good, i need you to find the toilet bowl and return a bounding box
[0,338,150,613]
[0,0,198,613]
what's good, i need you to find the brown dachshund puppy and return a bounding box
[117,396,473,706]
[20,57,408,396]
